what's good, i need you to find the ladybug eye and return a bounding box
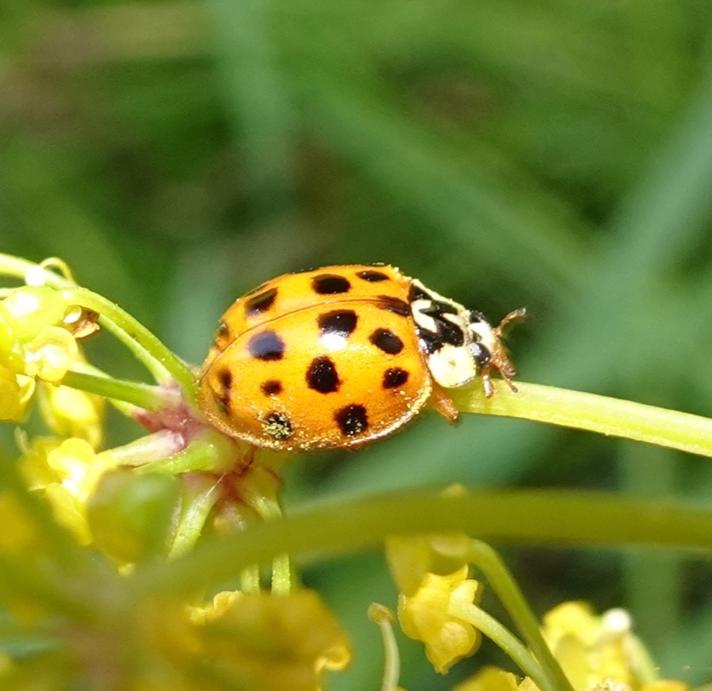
[469,342,491,368]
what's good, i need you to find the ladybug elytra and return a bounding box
[198,265,523,451]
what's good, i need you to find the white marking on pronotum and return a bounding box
[408,279,489,389]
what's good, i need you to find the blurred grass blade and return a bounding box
[206,0,295,209]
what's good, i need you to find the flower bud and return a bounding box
[88,471,181,563]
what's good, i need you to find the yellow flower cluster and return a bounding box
[453,602,688,691]
[1,286,71,419]
[0,282,107,544]
[387,533,690,691]
[0,285,103,441]
[538,602,685,691]
[136,589,351,691]
[20,437,118,544]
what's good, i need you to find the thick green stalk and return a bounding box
[62,371,170,411]
[452,381,712,458]
[134,489,712,596]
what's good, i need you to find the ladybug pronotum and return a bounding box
[199,264,524,451]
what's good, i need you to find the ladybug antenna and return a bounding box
[495,307,527,338]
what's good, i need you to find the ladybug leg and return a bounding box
[430,384,460,423]
[481,370,495,398]
[498,367,518,393]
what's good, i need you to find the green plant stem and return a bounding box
[59,287,196,399]
[71,363,141,418]
[241,485,291,594]
[452,601,550,691]
[0,255,72,290]
[170,478,223,559]
[240,566,261,593]
[62,370,171,411]
[135,432,235,476]
[103,430,186,466]
[135,489,712,596]
[88,314,172,386]
[466,540,574,691]
[368,605,400,691]
[452,380,712,458]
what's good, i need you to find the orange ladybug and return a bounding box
[198,264,524,451]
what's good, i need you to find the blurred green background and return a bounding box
[2,1,712,689]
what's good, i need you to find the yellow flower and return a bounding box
[455,603,688,691]
[0,363,24,420]
[398,566,483,674]
[21,326,78,383]
[386,532,471,596]
[20,437,117,544]
[0,310,21,371]
[38,380,104,449]
[18,437,64,489]
[454,666,538,691]
[0,286,66,343]
[542,602,651,690]
[639,683,688,691]
[186,590,242,625]
[143,590,351,691]
[0,285,84,420]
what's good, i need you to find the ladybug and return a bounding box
[198,264,524,451]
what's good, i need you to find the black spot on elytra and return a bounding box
[306,356,340,393]
[264,411,293,440]
[318,310,358,338]
[335,404,369,437]
[261,379,283,396]
[383,367,409,388]
[312,274,351,294]
[248,330,285,360]
[245,287,277,316]
[357,270,389,282]
[213,388,230,414]
[218,368,232,391]
[369,328,404,355]
[213,320,231,350]
[212,368,233,413]
[377,295,410,317]
[470,310,486,324]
